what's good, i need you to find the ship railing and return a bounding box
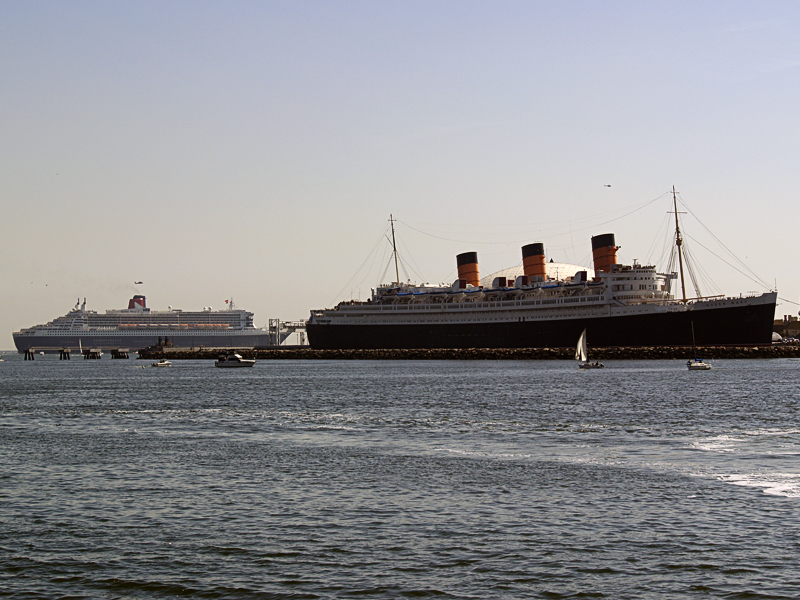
[683,294,728,303]
[334,294,614,313]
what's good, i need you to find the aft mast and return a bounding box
[672,186,688,303]
[389,214,400,285]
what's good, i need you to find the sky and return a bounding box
[2,1,799,348]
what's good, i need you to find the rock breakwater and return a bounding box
[138,345,800,360]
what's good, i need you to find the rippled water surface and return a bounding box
[1,355,799,599]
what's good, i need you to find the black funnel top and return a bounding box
[522,243,545,258]
[591,233,616,250]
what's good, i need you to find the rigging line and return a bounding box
[686,236,722,295]
[569,220,575,264]
[644,212,672,266]
[683,243,721,296]
[378,252,394,286]
[402,192,672,230]
[381,232,396,284]
[401,258,425,283]
[397,233,427,283]
[396,193,667,247]
[683,243,714,297]
[490,190,670,244]
[684,233,772,291]
[540,191,673,229]
[397,220,521,245]
[682,245,703,298]
[677,213,703,297]
[677,196,771,288]
[663,209,681,273]
[661,247,673,275]
[564,193,668,237]
[330,225,390,305]
[578,251,594,270]
[778,297,800,306]
[398,253,414,283]
[350,236,389,298]
[395,253,410,282]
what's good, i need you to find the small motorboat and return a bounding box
[687,358,711,371]
[215,351,256,368]
[147,359,172,368]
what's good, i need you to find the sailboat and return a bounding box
[687,322,711,370]
[576,329,604,369]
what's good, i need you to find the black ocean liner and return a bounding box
[306,204,777,350]
[13,296,272,353]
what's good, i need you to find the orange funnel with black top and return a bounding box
[591,233,619,274]
[456,252,480,287]
[522,243,546,279]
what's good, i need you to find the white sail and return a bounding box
[575,329,588,363]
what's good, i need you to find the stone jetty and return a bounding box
[138,345,800,361]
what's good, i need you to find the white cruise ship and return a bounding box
[13,296,273,353]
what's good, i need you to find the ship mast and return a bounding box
[389,214,400,285]
[672,186,687,303]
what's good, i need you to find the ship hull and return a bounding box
[12,330,272,354]
[307,295,776,349]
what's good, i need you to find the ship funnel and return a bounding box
[456,251,480,287]
[591,233,619,274]
[522,243,546,280]
[128,295,147,310]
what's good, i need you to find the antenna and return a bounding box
[389,214,400,285]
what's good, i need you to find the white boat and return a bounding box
[687,358,711,370]
[687,322,711,370]
[215,351,256,368]
[576,329,604,369]
[149,359,172,367]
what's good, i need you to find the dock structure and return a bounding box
[24,349,36,360]
[83,349,102,360]
[110,348,130,359]
[268,319,307,346]
[59,348,71,360]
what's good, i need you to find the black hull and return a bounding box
[307,300,776,349]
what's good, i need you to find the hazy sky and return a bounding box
[2,1,799,348]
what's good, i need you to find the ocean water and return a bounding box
[1,354,799,599]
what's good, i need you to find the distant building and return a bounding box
[774,315,800,339]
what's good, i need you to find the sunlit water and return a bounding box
[1,354,799,599]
